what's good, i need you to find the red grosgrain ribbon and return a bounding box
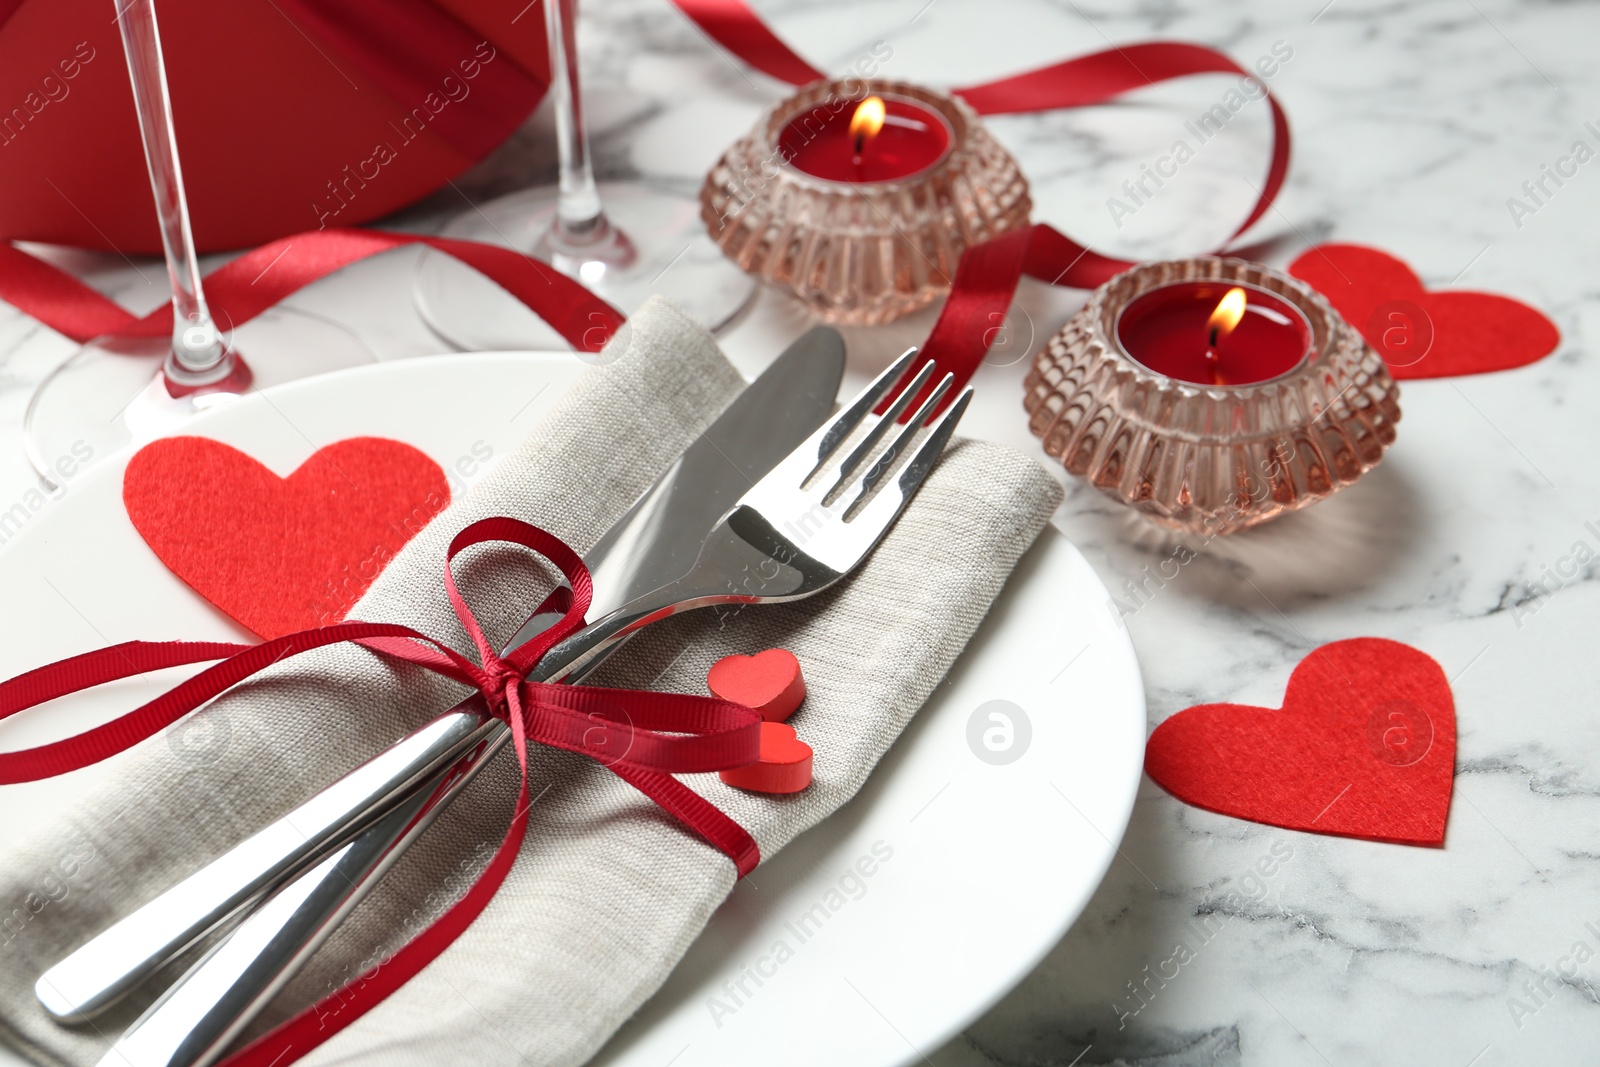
[0,229,624,354]
[670,1,1292,413]
[0,517,760,1066]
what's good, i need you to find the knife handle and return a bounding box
[35,704,497,1023]
[90,749,482,1067]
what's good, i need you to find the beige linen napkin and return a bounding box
[0,297,1063,1067]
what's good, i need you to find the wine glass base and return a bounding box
[414,181,757,351]
[23,306,374,487]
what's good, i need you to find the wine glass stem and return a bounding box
[115,0,228,376]
[546,0,605,240]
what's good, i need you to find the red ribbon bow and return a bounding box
[0,517,762,1066]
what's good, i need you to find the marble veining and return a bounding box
[0,0,1596,1063]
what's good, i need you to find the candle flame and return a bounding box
[1207,287,1248,341]
[849,96,887,149]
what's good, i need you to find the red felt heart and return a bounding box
[1144,638,1455,846]
[123,436,450,639]
[720,721,814,794]
[1288,243,1559,379]
[707,649,807,722]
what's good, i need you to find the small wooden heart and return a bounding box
[707,648,806,722]
[720,721,813,794]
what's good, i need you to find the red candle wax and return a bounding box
[779,95,952,183]
[1116,282,1311,386]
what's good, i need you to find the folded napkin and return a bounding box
[0,297,1063,1067]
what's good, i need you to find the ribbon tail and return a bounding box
[0,620,477,784]
[669,0,826,86]
[0,243,148,344]
[217,772,535,1067]
[193,230,625,355]
[953,40,1292,267]
[613,763,760,878]
[0,641,247,783]
[415,236,625,354]
[0,229,623,356]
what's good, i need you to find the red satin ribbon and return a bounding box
[0,7,1287,400]
[671,1,1292,413]
[0,517,760,1066]
[0,229,623,353]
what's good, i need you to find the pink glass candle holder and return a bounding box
[1024,258,1402,535]
[700,79,1030,325]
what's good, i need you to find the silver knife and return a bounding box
[39,327,846,1032]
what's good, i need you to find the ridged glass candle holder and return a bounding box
[699,79,1031,325]
[1023,258,1402,535]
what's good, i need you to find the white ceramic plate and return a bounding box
[0,354,1144,1067]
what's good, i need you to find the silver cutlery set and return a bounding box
[36,330,972,1067]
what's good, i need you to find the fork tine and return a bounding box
[866,385,973,515]
[824,360,939,499]
[843,373,957,517]
[805,347,920,482]
[902,386,972,488]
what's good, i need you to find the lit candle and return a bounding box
[1116,281,1311,386]
[778,94,953,183]
[701,77,1029,324]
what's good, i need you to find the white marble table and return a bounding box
[2,0,1597,1064]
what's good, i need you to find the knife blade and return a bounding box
[40,327,846,1033]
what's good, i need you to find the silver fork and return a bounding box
[90,356,972,1067]
[538,354,967,679]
